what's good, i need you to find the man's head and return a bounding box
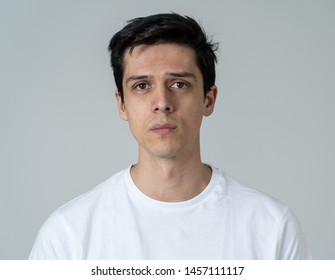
[108,13,218,103]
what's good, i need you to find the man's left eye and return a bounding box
[172,82,186,89]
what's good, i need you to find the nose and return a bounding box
[152,86,174,113]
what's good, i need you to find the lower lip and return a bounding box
[152,128,176,135]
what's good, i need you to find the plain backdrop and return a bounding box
[1,0,334,259]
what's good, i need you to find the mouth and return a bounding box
[150,123,177,135]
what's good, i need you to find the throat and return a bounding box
[130,162,212,202]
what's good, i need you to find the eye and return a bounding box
[171,82,187,89]
[135,83,148,90]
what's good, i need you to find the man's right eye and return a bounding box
[135,83,148,90]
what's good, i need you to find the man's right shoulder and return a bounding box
[51,168,128,219]
[29,168,129,259]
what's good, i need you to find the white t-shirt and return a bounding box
[29,166,311,259]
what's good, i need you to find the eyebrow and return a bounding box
[125,75,151,85]
[167,72,197,80]
[125,72,197,85]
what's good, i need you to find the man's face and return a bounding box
[116,43,217,160]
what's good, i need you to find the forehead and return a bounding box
[123,43,200,77]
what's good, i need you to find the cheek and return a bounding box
[126,112,146,138]
[187,104,206,130]
[127,114,140,129]
[126,121,141,144]
[186,99,206,118]
[179,108,203,134]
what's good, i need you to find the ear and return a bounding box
[203,85,218,117]
[115,91,128,121]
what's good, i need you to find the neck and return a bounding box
[130,150,212,202]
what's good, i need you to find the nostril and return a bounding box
[154,106,172,112]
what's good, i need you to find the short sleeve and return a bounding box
[275,209,312,259]
[28,212,82,259]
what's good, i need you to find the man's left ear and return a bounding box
[203,85,218,117]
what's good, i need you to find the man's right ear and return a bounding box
[115,91,128,121]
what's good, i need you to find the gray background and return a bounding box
[1,0,334,259]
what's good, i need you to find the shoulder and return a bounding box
[29,168,129,259]
[214,168,290,225]
[40,168,128,235]
[54,168,128,217]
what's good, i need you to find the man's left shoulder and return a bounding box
[218,170,289,220]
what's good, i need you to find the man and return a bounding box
[29,13,311,259]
